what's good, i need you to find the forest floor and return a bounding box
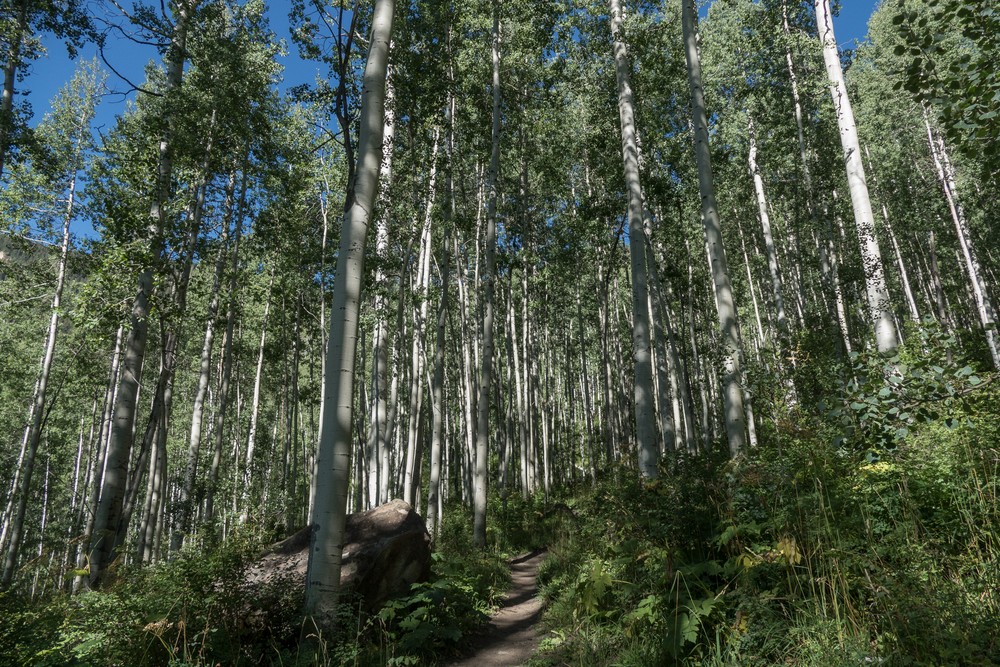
[446,549,548,667]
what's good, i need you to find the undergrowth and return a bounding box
[0,506,512,667]
[530,332,1000,666]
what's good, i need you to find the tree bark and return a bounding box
[472,5,501,549]
[88,1,194,588]
[304,0,394,626]
[173,169,237,551]
[923,113,999,369]
[1,154,77,589]
[683,0,746,457]
[815,0,897,353]
[203,168,245,525]
[426,175,452,538]
[366,73,395,507]
[241,272,274,517]
[403,132,440,506]
[609,0,658,477]
[747,114,789,342]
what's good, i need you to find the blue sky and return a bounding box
[25,1,881,140]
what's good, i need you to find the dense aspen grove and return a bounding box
[1,0,998,664]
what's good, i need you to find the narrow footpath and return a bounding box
[447,549,547,667]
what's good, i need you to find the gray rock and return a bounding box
[246,500,432,611]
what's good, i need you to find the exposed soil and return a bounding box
[446,549,548,667]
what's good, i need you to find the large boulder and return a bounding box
[246,500,432,611]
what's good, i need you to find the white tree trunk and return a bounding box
[923,113,1000,370]
[815,0,897,353]
[403,132,440,506]
[89,2,194,587]
[241,272,273,516]
[304,0,394,626]
[1,162,77,589]
[683,0,746,457]
[473,5,501,548]
[203,174,244,525]
[174,169,237,551]
[426,138,452,536]
[747,114,789,340]
[609,0,658,477]
[366,74,395,507]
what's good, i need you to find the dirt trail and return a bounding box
[446,549,547,667]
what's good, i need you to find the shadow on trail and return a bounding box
[447,549,548,667]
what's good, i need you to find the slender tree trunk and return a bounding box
[204,175,245,525]
[426,77,455,533]
[863,146,920,324]
[89,2,193,588]
[598,264,616,464]
[507,283,527,496]
[738,222,767,354]
[609,0,658,477]
[683,0,746,457]
[926,231,950,326]
[304,0,394,626]
[815,0,897,353]
[659,279,695,454]
[426,187,452,538]
[747,114,790,342]
[454,233,476,503]
[72,326,122,591]
[366,74,396,507]
[132,170,205,559]
[576,293,599,470]
[473,5,501,548]
[0,0,27,181]
[1,162,77,589]
[173,167,237,552]
[824,205,854,355]
[242,273,274,516]
[643,252,675,454]
[139,398,168,563]
[924,114,999,369]
[404,133,440,506]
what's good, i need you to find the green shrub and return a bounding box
[532,330,1000,666]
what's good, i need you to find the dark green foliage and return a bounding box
[890,0,1000,173]
[825,320,986,455]
[0,531,300,666]
[0,503,515,666]
[530,330,999,666]
[368,556,492,664]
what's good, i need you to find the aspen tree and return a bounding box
[304,0,394,626]
[923,114,1000,370]
[472,3,501,549]
[814,0,897,353]
[173,168,239,551]
[403,132,440,506]
[682,0,746,457]
[1,61,101,589]
[426,94,454,538]
[609,0,658,478]
[88,1,197,587]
